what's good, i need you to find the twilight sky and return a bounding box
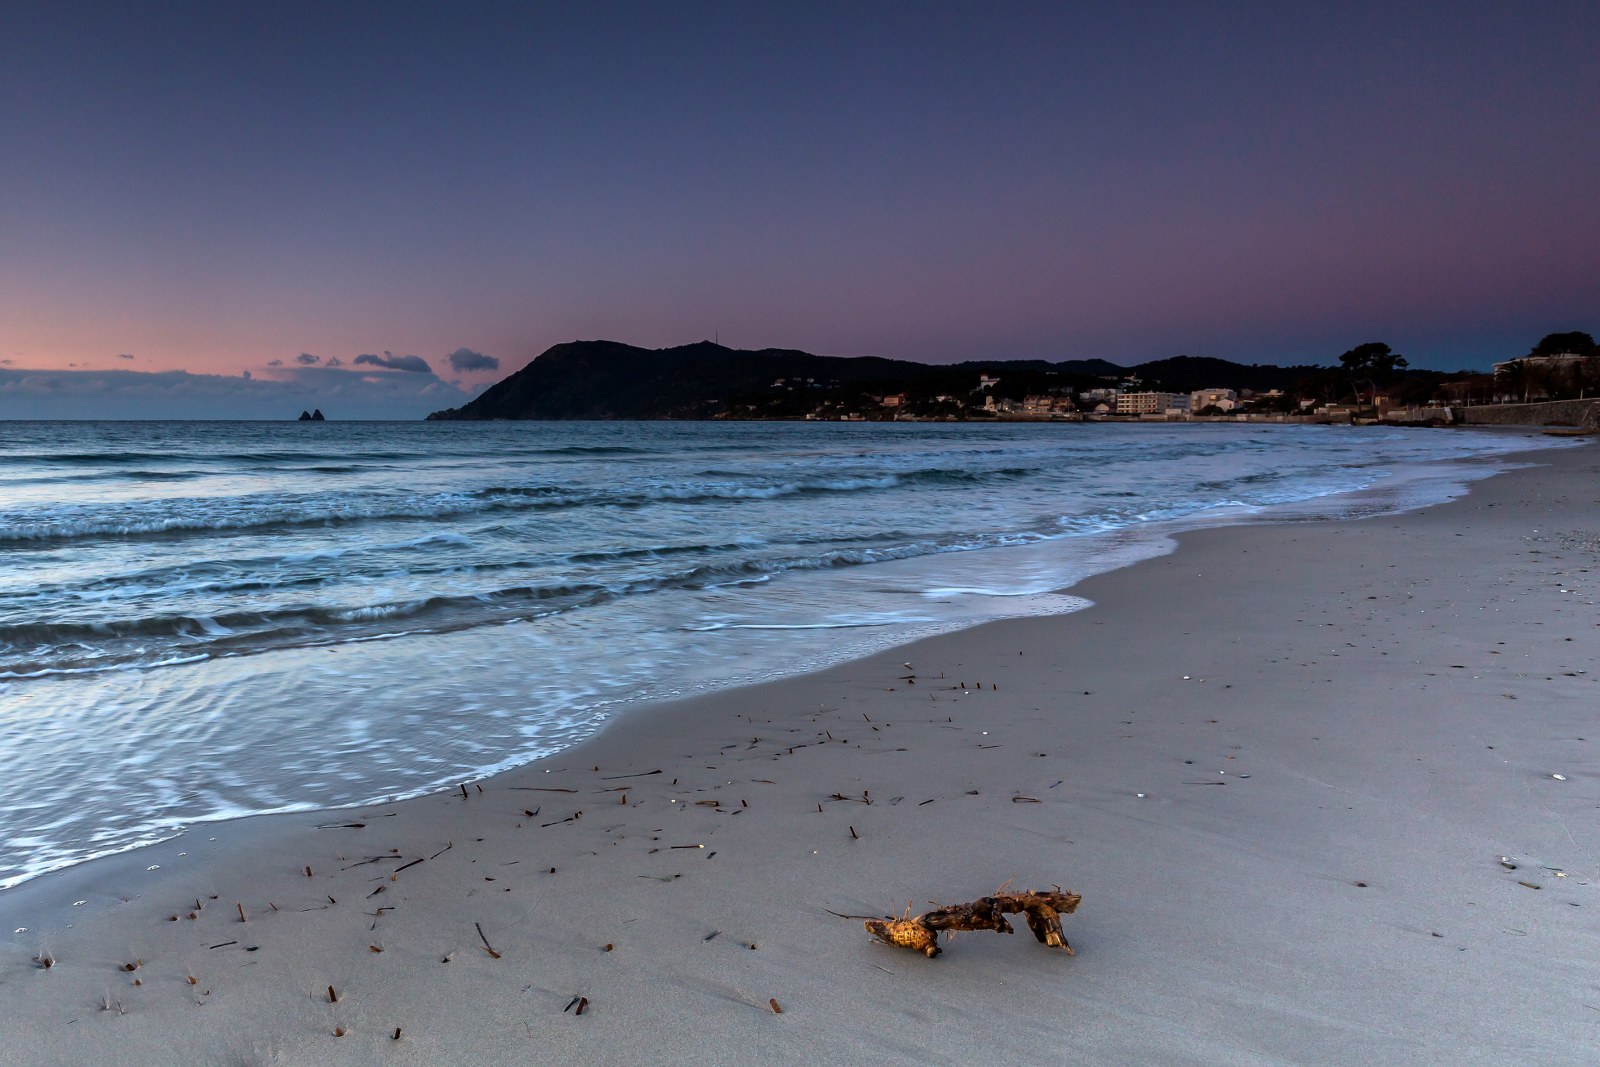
[2,2,1596,418]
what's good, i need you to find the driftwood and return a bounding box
[864,889,1080,958]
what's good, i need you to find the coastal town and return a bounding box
[783,333,1600,426]
[803,380,1326,422]
[799,380,1467,424]
[427,332,1600,426]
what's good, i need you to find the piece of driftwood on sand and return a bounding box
[862,889,1081,958]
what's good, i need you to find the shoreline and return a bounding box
[0,430,1544,896]
[3,439,1597,1064]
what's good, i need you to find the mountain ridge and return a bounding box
[426,340,1322,420]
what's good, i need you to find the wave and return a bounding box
[525,444,654,456]
[6,529,935,619]
[0,527,1059,678]
[0,578,604,678]
[0,465,1039,545]
[0,468,208,486]
[565,539,767,565]
[2,448,427,465]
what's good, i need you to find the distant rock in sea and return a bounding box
[298,409,326,421]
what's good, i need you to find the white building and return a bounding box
[1491,353,1590,375]
[1190,388,1238,412]
[1021,394,1074,415]
[1114,391,1177,415]
[1490,354,1597,400]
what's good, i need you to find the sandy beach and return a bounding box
[2,438,1596,1065]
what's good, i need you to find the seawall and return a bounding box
[1452,398,1600,428]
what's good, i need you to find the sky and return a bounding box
[2,2,1596,418]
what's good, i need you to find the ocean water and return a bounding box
[0,420,1557,889]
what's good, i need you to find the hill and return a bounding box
[428,340,932,420]
[425,340,1324,420]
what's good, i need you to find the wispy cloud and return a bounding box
[353,351,432,374]
[117,353,136,360]
[447,347,500,372]
[296,352,321,365]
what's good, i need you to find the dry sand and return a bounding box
[2,439,1597,1065]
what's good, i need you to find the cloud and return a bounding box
[117,353,136,360]
[267,359,283,366]
[325,356,343,367]
[242,370,252,379]
[0,366,475,420]
[447,347,500,373]
[353,351,433,374]
[296,353,321,365]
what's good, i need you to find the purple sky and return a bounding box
[2,2,1596,417]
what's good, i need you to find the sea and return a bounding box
[0,420,1561,890]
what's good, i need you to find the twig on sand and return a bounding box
[476,922,502,959]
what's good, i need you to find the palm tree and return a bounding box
[1495,360,1530,403]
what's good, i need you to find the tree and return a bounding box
[1338,342,1409,379]
[1530,331,1597,357]
[1337,342,1408,403]
[1496,359,1530,402]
